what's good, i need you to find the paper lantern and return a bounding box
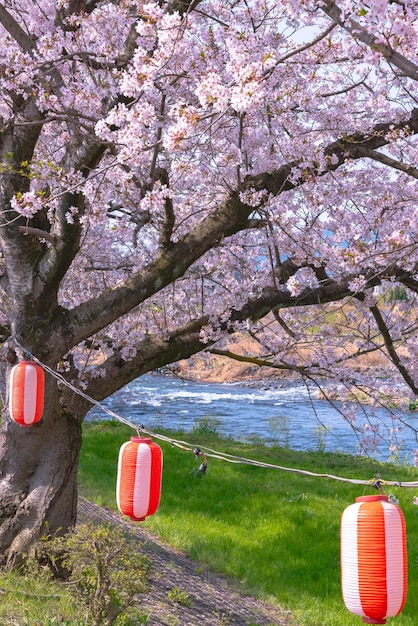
[116,436,163,521]
[341,494,408,624]
[9,360,45,426]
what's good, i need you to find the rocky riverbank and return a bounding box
[159,344,412,410]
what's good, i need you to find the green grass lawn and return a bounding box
[0,567,89,625]
[78,420,418,626]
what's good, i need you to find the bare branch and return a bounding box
[209,348,302,371]
[272,310,297,338]
[369,304,418,394]
[272,21,338,67]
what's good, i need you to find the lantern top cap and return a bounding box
[356,495,389,503]
[130,436,152,443]
[14,360,39,366]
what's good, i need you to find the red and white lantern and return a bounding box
[341,495,408,624]
[9,360,45,426]
[116,436,163,521]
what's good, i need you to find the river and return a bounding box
[86,373,418,463]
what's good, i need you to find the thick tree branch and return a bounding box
[232,264,418,322]
[165,0,204,15]
[63,266,410,411]
[64,192,252,347]
[37,192,84,302]
[400,276,418,293]
[66,262,417,414]
[56,109,418,352]
[0,100,45,316]
[18,226,54,244]
[243,108,418,196]
[63,316,212,412]
[34,139,109,304]
[352,145,418,178]
[318,0,418,81]
[0,5,34,52]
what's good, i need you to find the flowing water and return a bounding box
[86,373,418,463]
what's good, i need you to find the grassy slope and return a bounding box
[79,421,418,626]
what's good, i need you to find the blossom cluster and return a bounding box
[0,0,416,453]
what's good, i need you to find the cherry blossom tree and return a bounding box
[0,0,417,564]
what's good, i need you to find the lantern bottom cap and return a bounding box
[130,516,145,522]
[362,618,386,624]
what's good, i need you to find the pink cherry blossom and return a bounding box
[10,191,44,218]
[0,0,418,558]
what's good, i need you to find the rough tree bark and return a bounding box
[0,403,82,567]
[0,0,417,567]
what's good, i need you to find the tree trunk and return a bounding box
[0,382,82,567]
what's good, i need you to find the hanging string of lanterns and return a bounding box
[6,343,414,623]
[10,340,418,486]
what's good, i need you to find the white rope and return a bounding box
[13,341,418,490]
[138,428,418,488]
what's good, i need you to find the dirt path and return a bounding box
[78,497,294,626]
